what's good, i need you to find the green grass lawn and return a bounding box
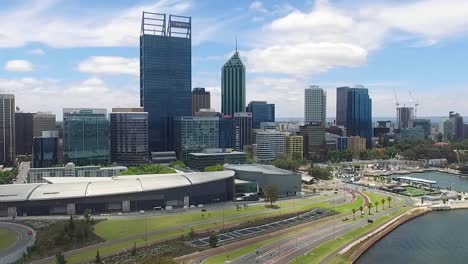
[401,186,430,196]
[364,192,388,204]
[292,208,408,264]
[0,228,16,252]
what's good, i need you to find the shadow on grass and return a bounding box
[264,204,281,209]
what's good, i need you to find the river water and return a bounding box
[358,172,468,264]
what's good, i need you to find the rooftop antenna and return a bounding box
[235,35,238,52]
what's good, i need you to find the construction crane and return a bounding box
[408,91,419,118]
[393,88,399,108]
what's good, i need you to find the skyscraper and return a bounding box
[336,86,372,147]
[33,112,56,138]
[222,49,246,117]
[110,108,149,165]
[15,112,34,155]
[255,130,285,162]
[0,94,15,165]
[246,101,275,129]
[234,112,253,150]
[192,88,210,115]
[449,111,464,141]
[299,122,326,161]
[219,116,236,149]
[304,86,326,125]
[397,107,414,129]
[140,12,192,151]
[63,108,109,166]
[173,116,219,162]
[32,131,58,168]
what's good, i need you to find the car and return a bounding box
[27,230,33,235]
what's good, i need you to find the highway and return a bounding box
[0,222,35,264]
[231,192,410,264]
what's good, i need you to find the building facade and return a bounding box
[63,108,109,166]
[285,135,303,159]
[0,94,15,165]
[174,116,219,162]
[337,86,372,147]
[348,136,366,159]
[188,149,246,171]
[234,112,253,150]
[32,132,58,168]
[33,112,56,138]
[110,108,149,166]
[221,51,246,117]
[450,111,464,141]
[246,101,275,129]
[304,86,326,125]
[299,122,326,161]
[397,107,414,129]
[140,12,192,152]
[219,116,236,149]
[192,88,210,115]
[255,130,286,162]
[15,112,34,156]
[410,119,431,139]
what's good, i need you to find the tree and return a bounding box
[204,164,224,172]
[169,160,186,168]
[381,198,386,210]
[387,197,392,208]
[367,203,373,215]
[264,185,279,207]
[56,251,67,264]
[95,250,102,264]
[83,209,91,223]
[374,201,379,212]
[131,242,137,256]
[309,166,332,180]
[352,208,356,220]
[292,152,304,163]
[209,233,218,248]
[188,227,196,239]
[272,154,301,171]
[359,206,364,217]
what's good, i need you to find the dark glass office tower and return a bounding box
[336,87,349,127]
[192,87,210,115]
[63,108,109,166]
[140,12,192,152]
[339,87,372,147]
[219,116,236,148]
[32,133,58,168]
[110,108,149,165]
[246,101,275,129]
[234,112,253,150]
[222,51,246,117]
[15,112,34,155]
[0,94,15,166]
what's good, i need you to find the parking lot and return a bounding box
[191,208,331,247]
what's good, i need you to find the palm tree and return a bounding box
[387,196,392,208]
[367,203,373,215]
[381,198,386,210]
[374,201,379,212]
[359,206,364,217]
[352,208,356,220]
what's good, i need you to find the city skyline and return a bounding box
[1,0,468,119]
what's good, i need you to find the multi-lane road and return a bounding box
[0,222,35,264]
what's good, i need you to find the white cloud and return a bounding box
[0,77,138,119]
[4,60,33,72]
[250,1,267,13]
[78,56,139,76]
[26,48,45,55]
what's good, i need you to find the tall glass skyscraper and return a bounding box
[0,94,15,165]
[140,12,192,151]
[246,101,275,129]
[63,108,109,166]
[304,86,326,125]
[222,51,246,117]
[336,86,372,147]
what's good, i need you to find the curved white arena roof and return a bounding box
[0,171,235,203]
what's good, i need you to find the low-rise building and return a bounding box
[187,149,247,171]
[28,162,127,183]
[255,130,286,162]
[348,136,366,159]
[285,135,303,159]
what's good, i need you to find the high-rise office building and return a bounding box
[348,136,366,159]
[246,101,275,129]
[397,107,414,129]
[304,86,326,125]
[449,111,464,141]
[110,108,149,166]
[443,119,454,140]
[336,86,372,147]
[140,12,192,152]
[63,108,109,166]
[222,49,246,117]
[409,119,431,139]
[174,116,219,162]
[255,130,285,162]
[0,94,15,165]
[33,112,56,138]
[299,122,326,161]
[234,112,253,151]
[32,131,58,168]
[285,135,303,159]
[219,116,236,149]
[15,112,34,155]
[192,88,210,115]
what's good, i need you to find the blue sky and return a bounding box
[1,0,468,119]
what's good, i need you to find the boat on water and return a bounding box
[458,165,468,174]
